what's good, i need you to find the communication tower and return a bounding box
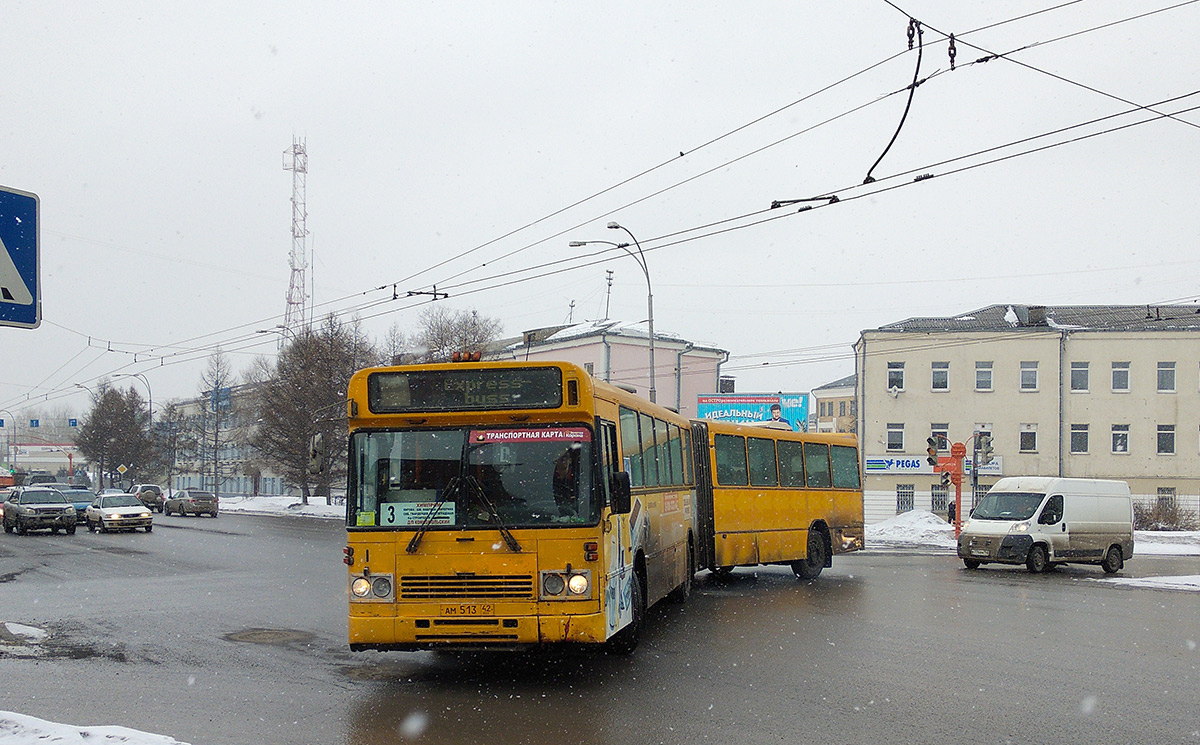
[282,138,309,340]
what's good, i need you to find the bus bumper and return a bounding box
[349,609,610,652]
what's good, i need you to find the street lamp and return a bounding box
[0,407,16,475]
[114,373,153,423]
[569,222,656,403]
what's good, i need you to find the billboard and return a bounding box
[696,393,808,432]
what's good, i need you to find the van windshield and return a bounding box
[972,491,1045,520]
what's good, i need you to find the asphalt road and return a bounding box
[2,513,1198,745]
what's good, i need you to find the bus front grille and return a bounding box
[400,574,535,600]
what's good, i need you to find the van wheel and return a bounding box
[1026,545,1049,574]
[963,559,982,570]
[1101,546,1123,574]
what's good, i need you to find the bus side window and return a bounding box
[830,445,861,489]
[804,442,831,488]
[714,434,748,486]
[777,440,806,487]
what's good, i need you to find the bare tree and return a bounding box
[382,321,407,364]
[250,314,380,505]
[196,349,238,495]
[415,305,502,362]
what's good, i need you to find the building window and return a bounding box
[931,361,949,390]
[1158,362,1176,392]
[887,423,905,452]
[1019,425,1037,453]
[1070,424,1089,454]
[896,484,914,513]
[1157,424,1175,454]
[1070,362,1089,392]
[583,362,595,375]
[1112,424,1130,453]
[1020,361,1038,391]
[838,400,846,417]
[1112,361,1130,392]
[887,362,905,390]
[975,361,993,391]
[1157,487,1177,511]
[931,484,948,513]
[850,400,857,417]
[930,423,949,452]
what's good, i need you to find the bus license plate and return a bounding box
[971,549,989,557]
[441,603,495,616]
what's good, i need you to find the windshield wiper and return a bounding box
[464,476,522,552]
[406,477,460,554]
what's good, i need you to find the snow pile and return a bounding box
[217,495,343,520]
[1131,530,1200,555]
[1099,575,1200,592]
[866,510,956,550]
[0,711,189,745]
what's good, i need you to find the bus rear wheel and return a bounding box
[792,530,827,580]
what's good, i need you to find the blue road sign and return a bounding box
[0,185,40,329]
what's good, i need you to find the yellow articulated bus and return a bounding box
[342,360,695,653]
[689,420,864,579]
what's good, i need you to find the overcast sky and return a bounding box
[2,0,1197,423]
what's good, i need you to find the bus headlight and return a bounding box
[540,570,591,600]
[351,573,395,601]
[542,573,566,596]
[567,573,589,596]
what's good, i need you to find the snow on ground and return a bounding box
[0,711,189,745]
[217,494,344,520]
[4,507,1199,743]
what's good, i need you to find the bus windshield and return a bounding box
[349,426,597,529]
[971,491,1046,521]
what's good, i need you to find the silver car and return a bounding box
[164,489,219,517]
[85,493,154,533]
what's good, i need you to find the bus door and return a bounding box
[690,421,716,571]
[596,418,627,637]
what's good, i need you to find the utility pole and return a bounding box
[282,138,309,343]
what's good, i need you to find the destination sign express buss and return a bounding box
[340,360,864,653]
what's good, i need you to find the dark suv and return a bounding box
[129,484,166,513]
[2,486,78,535]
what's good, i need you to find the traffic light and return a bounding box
[926,437,939,467]
[977,434,994,466]
[941,471,951,486]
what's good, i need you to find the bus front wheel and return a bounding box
[792,530,827,580]
[607,572,645,655]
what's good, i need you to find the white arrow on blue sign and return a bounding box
[0,185,40,329]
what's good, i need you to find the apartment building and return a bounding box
[811,374,856,433]
[855,304,1200,524]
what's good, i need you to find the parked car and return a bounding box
[2,486,78,535]
[58,486,98,520]
[85,493,153,533]
[164,489,219,517]
[129,484,166,513]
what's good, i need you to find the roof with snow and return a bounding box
[498,320,726,354]
[813,373,856,392]
[868,304,1200,334]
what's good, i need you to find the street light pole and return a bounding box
[569,222,657,403]
[115,373,153,423]
[0,407,16,476]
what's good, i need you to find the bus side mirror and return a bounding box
[308,434,326,477]
[611,471,632,514]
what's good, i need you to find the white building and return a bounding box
[855,304,1200,524]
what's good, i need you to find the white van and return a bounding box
[957,477,1133,574]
